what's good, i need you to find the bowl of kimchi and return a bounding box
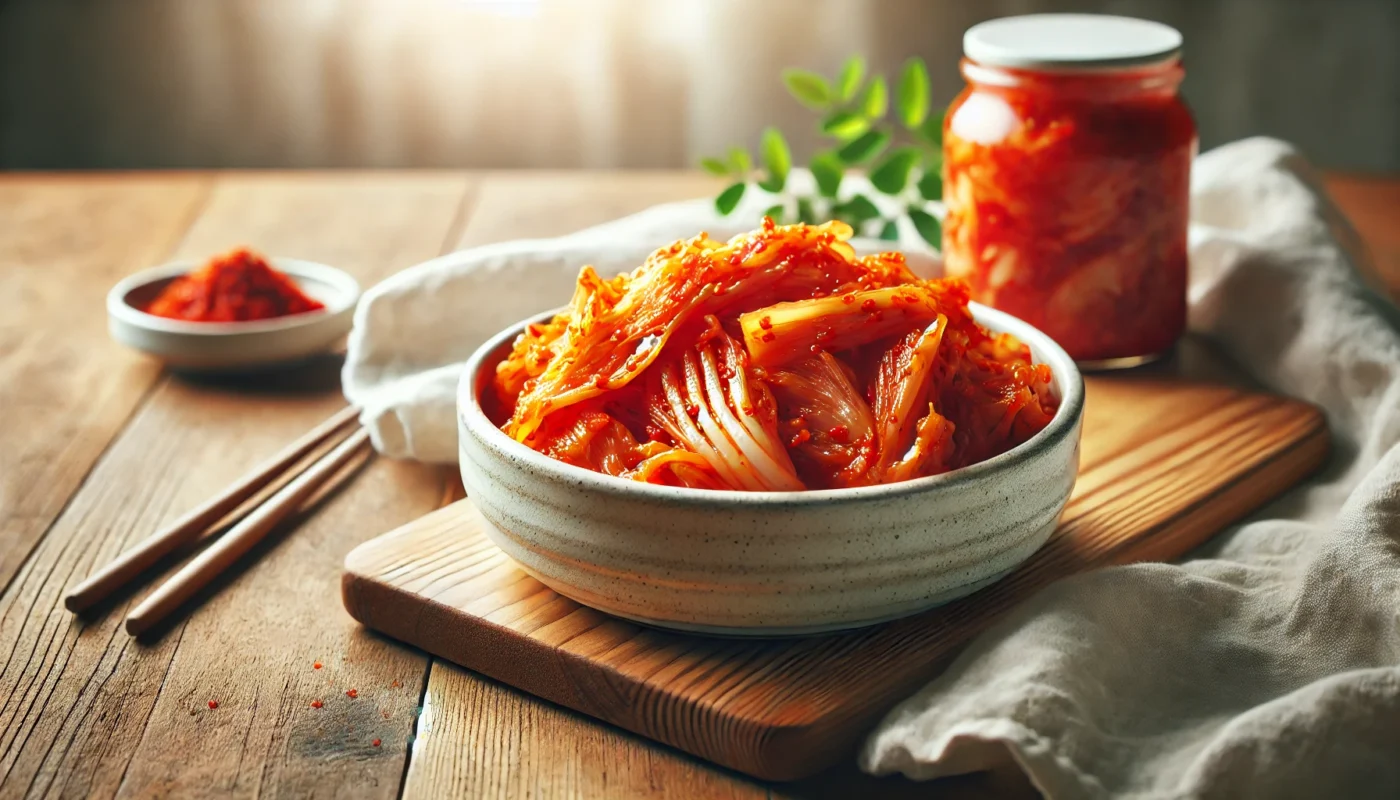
[458,220,1083,636]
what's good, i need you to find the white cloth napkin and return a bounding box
[343,138,1400,798]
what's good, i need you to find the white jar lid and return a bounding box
[964,14,1182,70]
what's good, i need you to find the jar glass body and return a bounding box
[942,58,1197,365]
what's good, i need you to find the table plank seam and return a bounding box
[395,653,433,800]
[437,178,481,258]
[397,177,483,799]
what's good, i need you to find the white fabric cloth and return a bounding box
[343,138,1400,798]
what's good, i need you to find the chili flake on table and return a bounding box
[144,247,325,322]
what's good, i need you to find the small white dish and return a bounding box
[458,302,1084,637]
[107,258,360,370]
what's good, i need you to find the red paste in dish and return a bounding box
[146,248,325,322]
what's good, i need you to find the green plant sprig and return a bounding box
[702,55,945,248]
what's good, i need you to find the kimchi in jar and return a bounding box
[943,15,1196,367]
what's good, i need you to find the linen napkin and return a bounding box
[343,138,1400,798]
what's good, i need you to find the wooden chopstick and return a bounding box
[64,404,362,613]
[124,425,372,636]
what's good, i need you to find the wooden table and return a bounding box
[1,171,1395,800]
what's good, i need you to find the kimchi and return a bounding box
[943,55,1196,364]
[490,219,1058,492]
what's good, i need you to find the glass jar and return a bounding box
[942,15,1197,367]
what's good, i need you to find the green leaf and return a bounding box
[896,58,930,128]
[838,194,881,223]
[869,146,921,194]
[908,208,942,248]
[837,56,866,102]
[700,157,730,177]
[727,147,752,175]
[715,182,746,215]
[759,127,791,191]
[923,147,943,173]
[917,169,943,202]
[782,69,832,109]
[917,110,944,147]
[762,203,786,224]
[757,175,784,193]
[862,76,888,119]
[836,129,890,164]
[797,197,819,225]
[810,152,844,198]
[820,111,870,141]
[879,219,900,241]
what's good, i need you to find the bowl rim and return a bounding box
[107,257,361,336]
[460,301,1084,507]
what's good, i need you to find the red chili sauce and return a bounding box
[146,248,325,322]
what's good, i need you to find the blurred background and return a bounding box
[1,0,1396,172]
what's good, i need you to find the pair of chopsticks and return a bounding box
[65,405,370,635]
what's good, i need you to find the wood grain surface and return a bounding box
[0,170,1391,799]
[343,366,1328,781]
[0,174,469,798]
[0,174,209,591]
[1325,174,1400,301]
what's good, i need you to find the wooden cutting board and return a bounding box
[342,351,1327,782]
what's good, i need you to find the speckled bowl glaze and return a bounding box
[458,303,1083,636]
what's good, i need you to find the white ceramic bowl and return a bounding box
[107,258,360,370]
[458,303,1084,636]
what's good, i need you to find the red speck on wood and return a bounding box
[372,739,382,747]
[346,689,358,699]
[207,700,218,709]
[311,699,323,709]
[313,662,322,669]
